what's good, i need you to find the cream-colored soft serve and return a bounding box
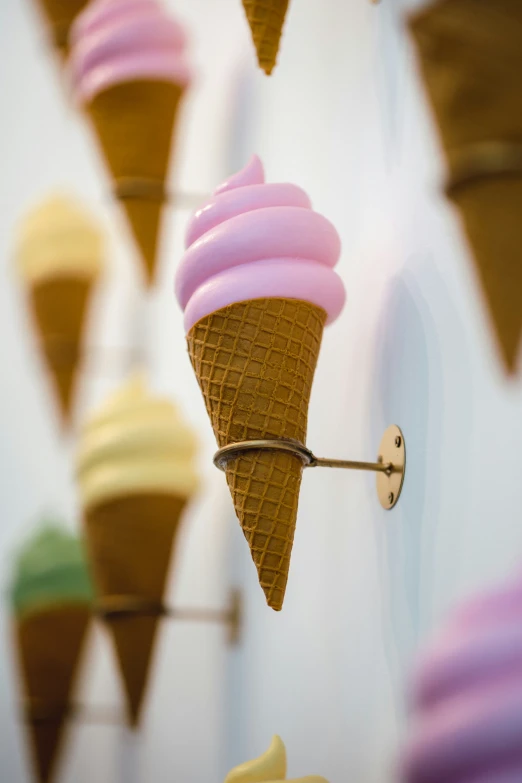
[16,193,104,284]
[225,736,328,783]
[76,373,198,510]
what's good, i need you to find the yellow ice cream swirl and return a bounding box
[16,193,104,284]
[225,736,328,783]
[76,373,198,510]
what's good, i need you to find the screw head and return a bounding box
[395,436,402,448]
[388,492,394,504]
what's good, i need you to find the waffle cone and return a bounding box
[187,298,326,611]
[410,0,522,373]
[15,604,91,783]
[242,0,290,75]
[29,276,92,425]
[87,81,184,285]
[34,0,89,53]
[83,492,187,725]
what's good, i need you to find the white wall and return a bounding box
[2,1,522,783]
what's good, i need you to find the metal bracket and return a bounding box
[213,425,406,510]
[94,587,242,646]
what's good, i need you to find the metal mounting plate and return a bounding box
[376,425,406,510]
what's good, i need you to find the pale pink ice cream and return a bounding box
[401,574,522,783]
[69,0,192,104]
[175,155,346,333]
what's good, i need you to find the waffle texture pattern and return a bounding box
[188,297,326,610]
[242,0,290,74]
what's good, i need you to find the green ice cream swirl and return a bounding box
[9,524,93,618]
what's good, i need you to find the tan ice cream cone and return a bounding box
[87,80,184,285]
[15,604,91,783]
[242,0,290,75]
[410,0,522,373]
[29,276,92,424]
[34,0,89,53]
[187,297,326,611]
[84,493,187,725]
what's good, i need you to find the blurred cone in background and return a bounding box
[33,0,89,54]
[399,571,522,783]
[76,374,198,725]
[410,0,522,373]
[242,0,290,75]
[15,194,105,426]
[69,0,193,286]
[10,526,93,783]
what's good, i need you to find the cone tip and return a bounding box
[261,61,275,76]
[126,700,143,729]
[262,585,284,612]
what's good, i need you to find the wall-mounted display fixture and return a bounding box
[176,155,406,614]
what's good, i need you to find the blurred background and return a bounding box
[1,0,522,782]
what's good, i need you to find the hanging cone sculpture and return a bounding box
[242,0,290,75]
[76,374,198,725]
[70,0,193,286]
[410,0,522,373]
[10,526,93,783]
[15,194,105,426]
[176,155,345,611]
[34,0,89,54]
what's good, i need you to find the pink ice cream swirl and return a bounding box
[401,574,522,783]
[69,0,192,104]
[175,155,346,333]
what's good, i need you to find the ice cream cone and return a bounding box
[34,0,89,53]
[188,297,326,611]
[84,493,187,725]
[16,604,91,783]
[87,80,184,285]
[242,0,290,75]
[76,374,198,721]
[16,193,105,425]
[177,155,344,611]
[409,0,522,373]
[29,276,92,424]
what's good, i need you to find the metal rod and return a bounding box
[74,704,125,725]
[166,607,234,624]
[94,589,242,646]
[21,702,125,725]
[312,457,392,473]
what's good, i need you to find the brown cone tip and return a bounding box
[35,0,89,52]
[242,0,290,75]
[84,493,187,725]
[224,449,304,611]
[16,605,91,783]
[187,298,326,611]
